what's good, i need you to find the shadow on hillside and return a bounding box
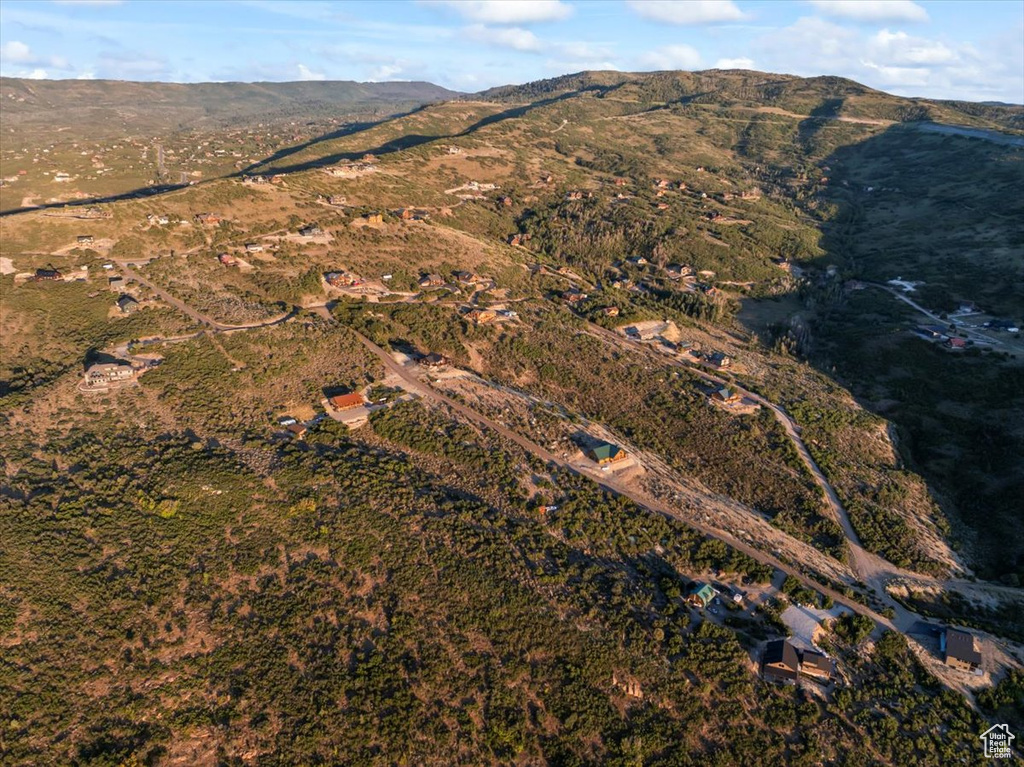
[245,86,613,177]
[0,182,190,218]
[1,87,606,217]
[798,98,844,150]
[736,121,1024,581]
[238,105,432,176]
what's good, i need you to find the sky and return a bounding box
[0,0,1021,103]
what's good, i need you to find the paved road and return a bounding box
[353,330,900,633]
[865,282,1002,346]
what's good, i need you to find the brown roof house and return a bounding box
[419,273,445,288]
[943,628,982,672]
[420,352,450,368]
[762,639,800,684]
[453,270,481,285]
[762,640,836,685]
[465,309,497,325]
[328,392,366,411]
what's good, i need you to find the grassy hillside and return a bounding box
[2,69,1023,763]
[0,78,460,132]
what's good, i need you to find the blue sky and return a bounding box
[1,1,1021,102]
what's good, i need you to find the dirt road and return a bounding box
[115,261,295,331]
[353,331,900,633]
[865,282,1004,347]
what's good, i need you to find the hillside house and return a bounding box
[85,361,135,387]
[419,273,445,288]
[244,243,263,253]
[626,256,648,266]
[33,267,63,281]
[298,224,323,237]
[421,352,450,368]
[762,640,800,684]
[917,325,948,339]
[218,253,237,266]
[600,306,620,317]
[708,352,732,368]
[562,289,588,304]
[946,337,967,349]
[325,271,360,288]
[711,386,740,403]
[194,212,220,225]
[328,392,366,411]
[362,213,383,225]
[943,628,982,672]
[77,235,94,244]
[614,178,628,186]
[498,195,513,207]
[587,441,627,465]
[797,649,836,682]
[327,195,347,206]
[453,270,481,285]
[666,264,695,278]
[286,422,308,439]
[465,309,497,325]
[108,275,125,290]
[687,583,718,609]
[116,295,140,314]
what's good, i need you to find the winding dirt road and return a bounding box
[115,261,296,331]
[353,330,900,632]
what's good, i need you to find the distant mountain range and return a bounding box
[3,71,1022,140]
[0,78,463,135]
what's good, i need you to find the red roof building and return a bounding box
[329,392,365,410]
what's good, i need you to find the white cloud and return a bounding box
[637,44,702,70]
[860,61,929,86]
[426,0,571,24]
[51,0,124,5]
[369,65,398,80]
[807,1,928,23]
[0,40,71,71]
[296,63,325,81]
[752,15,1022,102]
[465,24,542,52]
[25,68,50,79]
[715,57,755,69]
[868,29,957,65]
[0,41,33,63]
[626,0,746,25]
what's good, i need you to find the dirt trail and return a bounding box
[353,330,899,631]
[115,261,295,331]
